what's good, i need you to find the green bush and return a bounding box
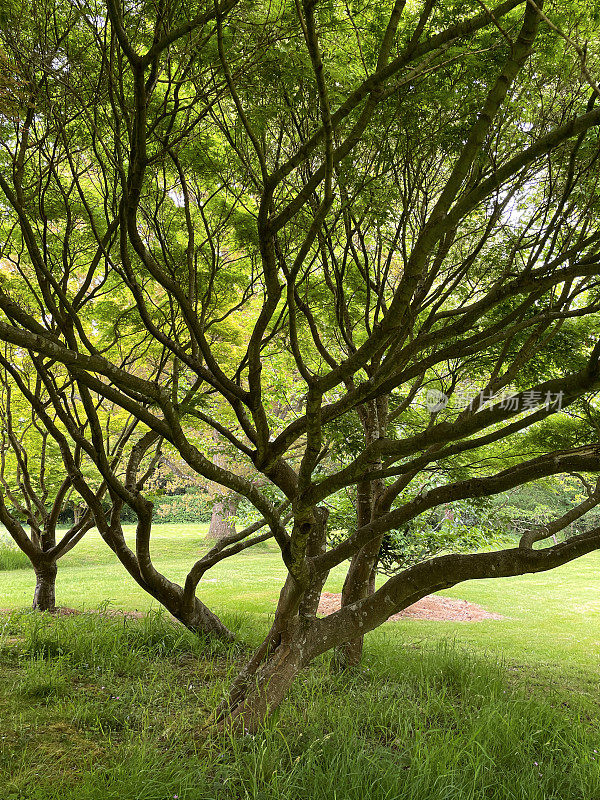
[151,492,212,524]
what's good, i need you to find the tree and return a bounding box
[0,357,98,610]
[2,0,600,729]
[0,351,247,639]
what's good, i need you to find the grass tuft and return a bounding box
[16,654,72,700]
[0,538,31,571]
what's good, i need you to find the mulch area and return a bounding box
[316,592,503,622]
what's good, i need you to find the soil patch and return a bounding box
[317,592,503,622]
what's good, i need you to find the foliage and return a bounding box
[151,492,212,524]
[378,510,516,574]
[328,491,517,572]
[493,477,600,540]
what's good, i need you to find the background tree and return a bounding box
[0,357,98,610]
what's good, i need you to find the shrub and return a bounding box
[151,492,212,524]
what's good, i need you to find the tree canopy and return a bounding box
[1,0,600,727]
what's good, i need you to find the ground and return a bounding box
[3,524,598,679]
[1,524,599,799]
[316,591,504,621]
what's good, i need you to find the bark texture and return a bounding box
[335,397,387,668]
[208,496,237,541]
[32,561,58,612]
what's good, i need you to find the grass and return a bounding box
[0,611,598,799]
[2,523,599,683]
[0,537,31,572]
[0,523,599,798]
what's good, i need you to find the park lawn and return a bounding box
[2,523,599,686]
[1,523,600,799]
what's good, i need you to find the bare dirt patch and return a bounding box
[317,592,503,622]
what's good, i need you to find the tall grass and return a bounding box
[0,537,30,571]
[0,612,598,800]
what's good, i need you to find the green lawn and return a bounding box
[1,525,600,799]
[2,523,599,684]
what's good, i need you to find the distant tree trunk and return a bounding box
[207,427,238,541]
[73,503,85,525]
[208,495,237,541]
[32,560,58,612]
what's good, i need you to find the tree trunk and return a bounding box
[213,559,318,732]
[207,428,238,541]
[174,594,235,641]
[98,506,235,642]
[221,639,305,732]
[32,561,58,612]
[298,507,329,617]
[333,534,383,668]
[334,396,388,668]
[73,503,85,525]
[216,612,310,733]
[208,496,237,541]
